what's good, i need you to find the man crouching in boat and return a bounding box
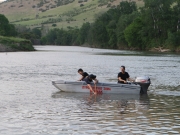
[78,68,89,81]
[83,74,98,94]
[118,66,134,84]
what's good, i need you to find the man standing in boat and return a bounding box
[78,68,89,81]
[118,66,133,83]
[83,74,98,95]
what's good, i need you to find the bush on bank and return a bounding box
[0,36,35,52]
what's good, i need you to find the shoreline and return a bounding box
[3,44,179,54]
[33,45,180,55]
[81,44,180,53]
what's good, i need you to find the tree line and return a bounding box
[0,14,42,45]
[0,14,17,37]
[41,0,180,51]
[1,0,180,51]
[0,14,35,51]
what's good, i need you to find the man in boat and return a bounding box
[78,68,89,81]
[83,74,98,94]
[118,66,133,84]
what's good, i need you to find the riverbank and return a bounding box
[0,36,35,52]
[117,45,180,53]
[81,43,180,53]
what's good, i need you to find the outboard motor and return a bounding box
[135,76,151,94]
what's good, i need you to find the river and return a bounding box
[0,46,180,135]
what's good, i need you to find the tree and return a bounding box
[32,28,41,38]
[77,22,91,45]
[124,17,145,50]
[117,1,137,15]
[142,0,174,39]
[91,21,109,47]
[116,11,139,47]
[0,14,17,36]
[107,20,117,48]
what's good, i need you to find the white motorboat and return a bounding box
[52,76,151,94]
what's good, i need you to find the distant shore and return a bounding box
[80,44,180,53]
[0,36,35,52]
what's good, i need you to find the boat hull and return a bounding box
[52,80,141,95]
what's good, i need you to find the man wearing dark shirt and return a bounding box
[118,66,131,84]
[83,74,98,94]
[78,69,89,81]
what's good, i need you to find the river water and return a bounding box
[0,46,180,135]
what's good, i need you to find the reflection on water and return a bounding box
[51,92,151,134]
[50,92,180,134]
[0,46,180,134]
[52,92,149,113]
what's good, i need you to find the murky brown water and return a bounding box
[0,46,180,134]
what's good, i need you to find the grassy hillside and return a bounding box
[0,0,144,29]
[0,36,35,51]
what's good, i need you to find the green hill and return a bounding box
[0,0,144,29]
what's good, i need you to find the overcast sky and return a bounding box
[0,0,5,2]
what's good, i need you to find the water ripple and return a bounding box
[0,46,180,134]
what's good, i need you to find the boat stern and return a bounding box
[135,76,151,94]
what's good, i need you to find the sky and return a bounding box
[0,0,5,2]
